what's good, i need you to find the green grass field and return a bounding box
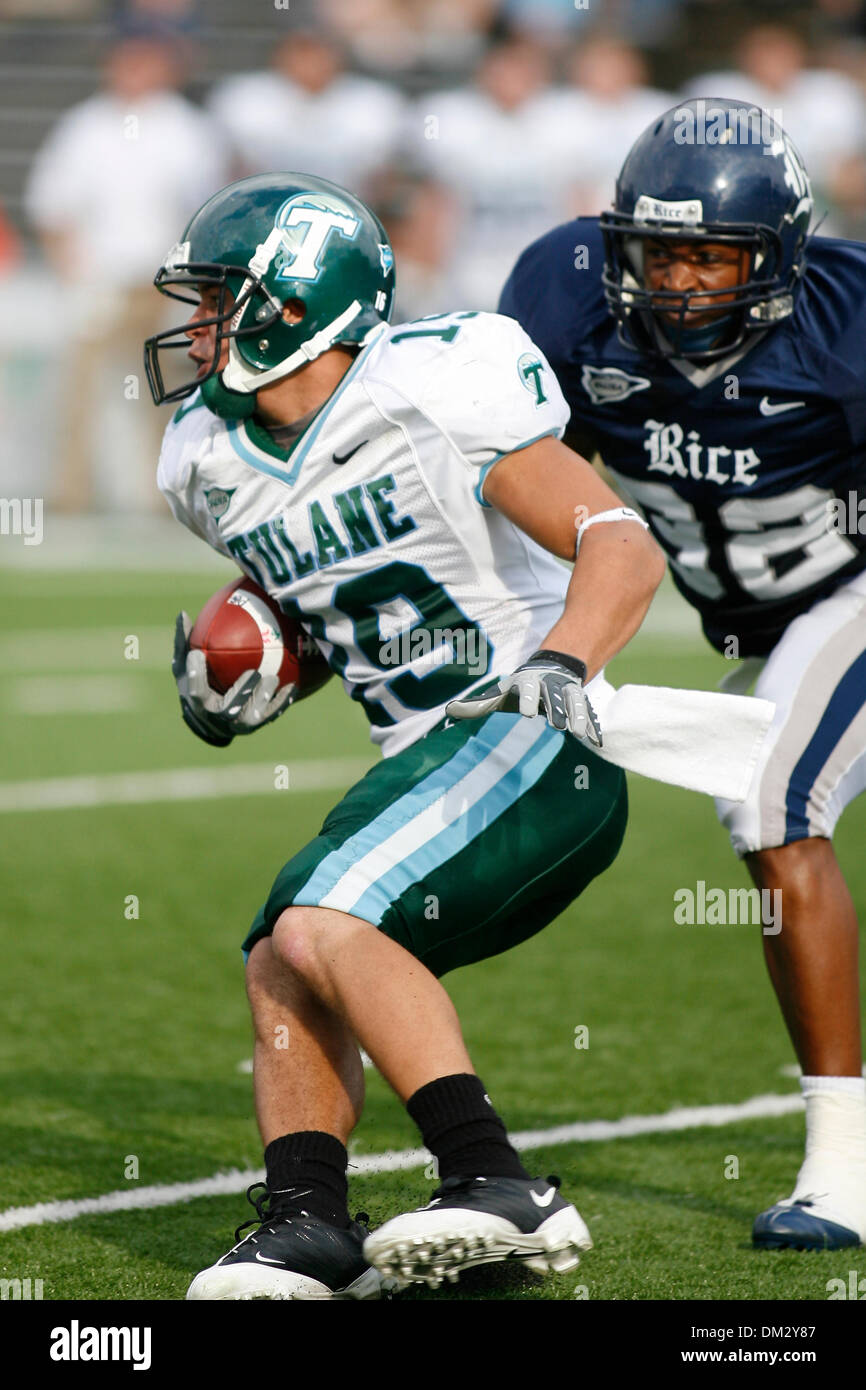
[1,557,864,1303]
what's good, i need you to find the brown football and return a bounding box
[189,577,332,700]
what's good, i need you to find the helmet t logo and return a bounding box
[273,200,360,283]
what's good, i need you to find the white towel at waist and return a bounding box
[582,675,775,802]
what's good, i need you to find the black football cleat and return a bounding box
[363,1173,592,1289]
[186,1182,388,1300]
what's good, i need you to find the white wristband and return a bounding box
[575,506,649,556]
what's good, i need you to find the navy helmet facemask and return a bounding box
[600,98,814,363]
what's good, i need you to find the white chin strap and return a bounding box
[223,299,365,395]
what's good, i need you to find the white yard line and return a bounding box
[0,627,170,672]
[9,676,144,714]
[0,757,375,813]
[0,1091,804,1232]
[0,517,229,573]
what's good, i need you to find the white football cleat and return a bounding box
[363,1174,592,1289]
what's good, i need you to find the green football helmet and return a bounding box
[144,172,396,416]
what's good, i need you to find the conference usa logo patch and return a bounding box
[581,365,652,406]
[204,486,236,521]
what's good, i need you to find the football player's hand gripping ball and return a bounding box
[172,612,294,747]
[446,649,602,746]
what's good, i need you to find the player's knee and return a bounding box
[751,842,791,879]
[748,836,833,892]
[271,906,322,979]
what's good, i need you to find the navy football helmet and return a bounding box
[600,98,814,361]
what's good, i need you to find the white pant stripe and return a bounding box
[319,717,550,915]
[717,570,866,854]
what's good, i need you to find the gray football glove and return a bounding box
[172,611,295,748]
[446,648,602,746]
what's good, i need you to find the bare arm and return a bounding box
[482,434,665,680]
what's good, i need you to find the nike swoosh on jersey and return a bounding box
[530,1188,557,1208]
[333,440,369,465]
[759,397,806,416]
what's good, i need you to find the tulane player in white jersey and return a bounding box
[146,172,669,1299]
[157,308,587,759]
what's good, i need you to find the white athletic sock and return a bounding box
[802,1074,866,1100]
[789,1076,866,1237]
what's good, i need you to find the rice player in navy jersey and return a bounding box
[500,97,866,1251]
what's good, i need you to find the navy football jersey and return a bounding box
[500,218,866,656]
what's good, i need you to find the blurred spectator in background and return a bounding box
[12,0,866,514]
[502,0,595,40]
[682,23,866,233]
[0,202,22,452]
[503,0,683,48]
[208,30,406,191]
[366,163,457,320]
[25,35,226,511]
[0,204,21,277]
[532,35,674,215]
[410,32,577,306]
[815,0,866,37]
[113,0,201,40]
[321,0,496,78]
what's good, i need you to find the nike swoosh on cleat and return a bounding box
[254,1252,286,1265]
[759,397,806,416]
[530,1188,557,1208]
[333,440,369,465]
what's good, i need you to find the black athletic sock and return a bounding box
[263,1131,351,1228]
[407,1073,529,1181]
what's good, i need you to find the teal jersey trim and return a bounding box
[226,337,377,487]
[227,421,303,484]
[474,457,500,508]
[281,342,372,480]
[474,427,565,507]
[172,388,204,425]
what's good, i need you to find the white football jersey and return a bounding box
[158,311,571,755]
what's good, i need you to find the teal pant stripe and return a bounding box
[292,712,519,908]
[343,722,563,922]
